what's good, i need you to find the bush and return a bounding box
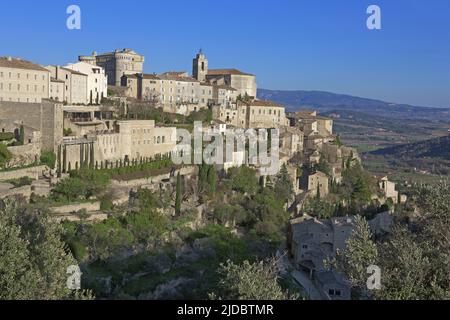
[52,177,88,202]
[228,166,259,194]
[0,132,14,141]
[7,176,33,187]
[100,199,114,211]
[40,151,56,169]
[68,240,87,262]
[0,144,12,168]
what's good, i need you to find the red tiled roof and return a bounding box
[0,57,49,72]
[207,68,254,76]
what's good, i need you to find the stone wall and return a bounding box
[53,212,108,223]
[0,165,47,181]
[50,201,101,214]
[8,143,41,167]
[0,185,32,200]
[0,100,63,151]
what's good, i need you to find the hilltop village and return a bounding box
[0,49,407,300]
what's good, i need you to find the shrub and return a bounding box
[0,144,12,168]
[0,132,14,141]
[68,240,87,262]
[100,199,114,211]
[40,151,56,169]
[7,176,33,187]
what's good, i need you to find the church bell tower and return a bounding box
[193,50,208,82]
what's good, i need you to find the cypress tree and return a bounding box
[19,125,25,145]
[316,184,321,200]
[90,143,95,169]
[62,146,67,173]
[198,164,208,191]
[80,144,84,168]
[175,173,182,215]
[207,165,217,195]
[57,145,62,178]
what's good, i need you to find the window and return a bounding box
[335,290,341,296]
[329,289,335,296]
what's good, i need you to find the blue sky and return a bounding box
[1,0,449,107]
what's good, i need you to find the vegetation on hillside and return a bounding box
[0,198,93,299]
[330,181,450,300]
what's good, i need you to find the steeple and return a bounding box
[193,50,208,82]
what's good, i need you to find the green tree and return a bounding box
[329,215,378,295]
[175,173,182,215]
[0,198,93,299]
[229,166,259,195]
[375,226,437,300]
[207,165,218,195]
[198,164,209,192]
[317,156,331,176]
[19,125,25,145]
[40,151,57,169]
[211,258,298,300]
[274,164,293,204]
[0,144,12,168]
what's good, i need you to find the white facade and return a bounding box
[46,66,88,104]
[65,62,108,104]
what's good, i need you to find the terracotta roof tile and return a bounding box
[0,57,49,72]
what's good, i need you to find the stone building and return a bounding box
[279,126,304,158]
[191,51,257,98]
[287,111,334,137]
[0,100,63,152]
[378,176,399,204]
[213,99,289,129]
[58,120,176,171]
[64,61,108,104]
[289,212,393,300]
[46,66,88,104]
[299,170,329,198]
[50,78,65,102]
[212,85,237,108]
[206,69,257,98]
[80,49,144,86]
[121,72,219,115]
[0,57,50,103]
[192,51,208,82]
[0,119,41,168]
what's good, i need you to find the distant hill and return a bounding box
[257,89,450,121]
[371,135,450,160]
